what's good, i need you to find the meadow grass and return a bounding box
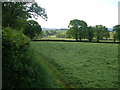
[29,45,68,88]
[30,41,119,88]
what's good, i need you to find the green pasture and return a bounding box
[30,41,119,88]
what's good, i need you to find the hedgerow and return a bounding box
[2,27,31,88]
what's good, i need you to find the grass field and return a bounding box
[30,41,119,88]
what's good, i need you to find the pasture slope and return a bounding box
[30,41,119,88]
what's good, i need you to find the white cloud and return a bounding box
[35,0,119,28]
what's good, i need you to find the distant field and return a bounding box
[41,37,75,40]
[31,42,119,88]
[56,30,67,33]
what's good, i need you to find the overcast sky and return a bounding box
[34,0,119,28]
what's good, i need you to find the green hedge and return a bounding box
[2,27,31,88]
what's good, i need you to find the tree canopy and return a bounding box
[23,20,42,39]
[94,25,109,42]
[68,19,87,41]
[2,2,47,29]
[113,25,120,42]
[87,26,94,42]
[67,19,111,42]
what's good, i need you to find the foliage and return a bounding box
[67,19,112,42]
[2,1,51,88]
[23,20,42,40]
[2,27,30,53]
[32,41,119,88]
[94,25,109,42]
[87,26,94,42]
[2,2,47,29]
[2,27,31,88]
[113,25,120,42]
[103,27,110,40]
[68,19,88,41]
[66,28,76,39]
[2,27,61,88]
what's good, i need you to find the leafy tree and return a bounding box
[94,25,107,42]
[113,25,120,42]
[103,27,110,40]
[68,19,79,41]
[68,19,87,41]
[66,28,76,39]
[87,26,94,42]
[2,2,47,29]
[78,21,88,41]
[23,20,42,39]
[112,31,117,42]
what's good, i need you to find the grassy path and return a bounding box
[30,44,72,88]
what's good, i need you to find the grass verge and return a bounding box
[29,43,70,88]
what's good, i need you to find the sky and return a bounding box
[34,0,119,29]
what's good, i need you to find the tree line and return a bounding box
[66,19,120,42]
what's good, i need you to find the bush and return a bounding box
[2,27,56,88]
[2,27,30,53]
[2,27,31,88]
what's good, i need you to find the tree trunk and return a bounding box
[114,38,116,42]
[79,37,82,41]
[89,38,92,42]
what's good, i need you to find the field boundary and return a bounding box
[33,40,120,44]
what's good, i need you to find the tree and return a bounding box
[78,21,88,41]
[2,2,47,29]
[103,27,110,40]
[66,28,76,39]
[23,20,42,39]
[68,19,87,41]
[87,26,94,42]
[112,31,117,42]
[94,25,107,42]
[113,25,120,42]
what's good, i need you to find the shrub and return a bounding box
[2,27,31,88]
[2,27,30,52]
